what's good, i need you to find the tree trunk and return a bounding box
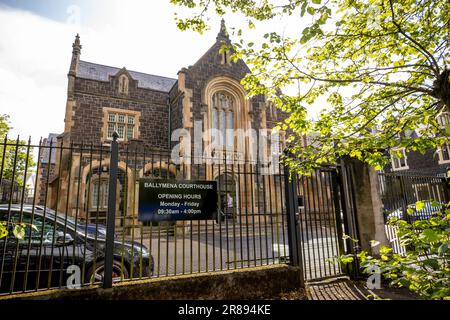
[433,68,450,111]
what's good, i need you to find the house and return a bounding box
[386,113,450,177]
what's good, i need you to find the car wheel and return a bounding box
[87,260,129,284]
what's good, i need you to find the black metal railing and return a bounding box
[0,135,293,295]
[378,172,450,254]
[378,173,449,222]
[0,134,358,295]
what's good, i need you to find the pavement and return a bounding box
[305,277,419,300]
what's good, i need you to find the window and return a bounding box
[107,112,135,141]
[437,145,450,164]
[118,74,129,94]
[391,148,409,171]
[212,92,234,148]
[435,113,450,164]
[437,112,450,126]
[221,49,230,65]
[91,179,108,210]
[271,130,285,156]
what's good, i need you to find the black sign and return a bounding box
[138,179,218,222]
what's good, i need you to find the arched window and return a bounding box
[118,74,129,94]
[212,92,234,148]
[91,179,108,210]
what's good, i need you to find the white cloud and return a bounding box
[0,6,78,142]
[0,1,322,145]
[0,2,222,143]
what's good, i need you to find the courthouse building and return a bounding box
[36,21,289,226]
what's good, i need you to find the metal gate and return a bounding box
[284,164,359,282]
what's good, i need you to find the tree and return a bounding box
[0,114,35,187]
[0,114,36,239]
[171,0,450,172]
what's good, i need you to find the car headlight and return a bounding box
[138,246,150,258]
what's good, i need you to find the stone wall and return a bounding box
[386,148,448,176]
[5,265,302,300]
[67,77,170,149]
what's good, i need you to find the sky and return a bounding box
[0,0,310,143]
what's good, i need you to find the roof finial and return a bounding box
[220,19,226,33]
[72,33,82,54]
[69,34,82,77]
[216,18,229,41]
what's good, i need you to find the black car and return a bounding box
[0,204,153,293]
[386,200,443,223]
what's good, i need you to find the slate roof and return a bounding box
[41,133,59,164]
[77,60,177,92]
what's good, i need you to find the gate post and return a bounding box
[283,165,304,286]
[340,157,389,255]
[103,132,119,289]
[443,168,450,203]
[330,170,345,258]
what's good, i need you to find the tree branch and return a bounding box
[388,0,440,76]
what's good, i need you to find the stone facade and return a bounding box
[35,134,58,206]
[36,22,289,226]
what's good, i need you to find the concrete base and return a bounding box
[3,264,302,300]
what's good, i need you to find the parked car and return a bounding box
[386,200,443,223]
[0,204,153,293]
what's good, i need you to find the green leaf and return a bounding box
[437,243,450,255]
[420,229,439,243]
[415,201,425,211]
[13,224,25,240]
[340,255,354,264]
[431,200,441,208]
[422,258,439,270]
[380,245,392,255]
[0,224,7,239]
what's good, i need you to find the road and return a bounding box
[121,219,343,280]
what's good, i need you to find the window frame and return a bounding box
[91,179,109,211]
[211,91,235,150]
[436,112,450,164]
[391,148,409,171]
[437,144,450,164]
[102,107,140,143]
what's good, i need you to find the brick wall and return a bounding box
[386,148,448,176]
[69,77,171,150]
